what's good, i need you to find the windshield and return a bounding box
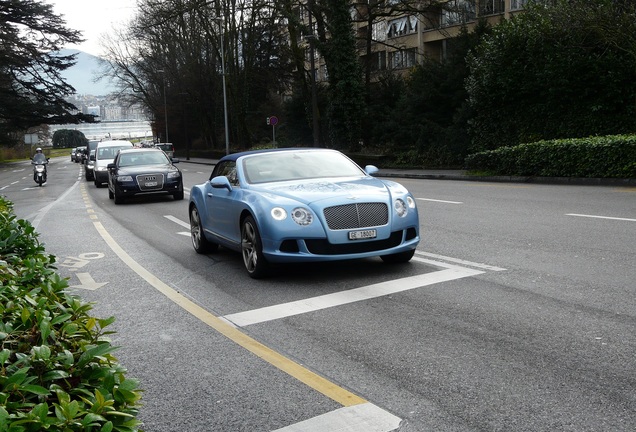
[118,151,170,167]
[243,151,365,184]
[97,146,131,160]
[32,153,47,163]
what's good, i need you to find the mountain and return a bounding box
[57,49,115,96]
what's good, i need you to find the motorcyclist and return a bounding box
[32,147,49,184]
[32,147,47,163]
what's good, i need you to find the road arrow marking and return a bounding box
[71,272,108,290]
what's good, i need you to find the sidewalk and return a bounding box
[180,157,636,186]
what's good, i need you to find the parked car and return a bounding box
[93,140,134,187]
[107,148,183,204]
[188,148,420,278]
[84,140,100,181]
[154,143,174,158]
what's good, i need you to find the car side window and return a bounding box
[212,161,239,187]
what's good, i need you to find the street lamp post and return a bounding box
[213,17,230,155]
[307,0,320,148]
[158,69,169,143]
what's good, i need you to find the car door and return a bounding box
[205,161,243,246]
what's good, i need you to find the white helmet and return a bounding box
[35,147,42,152]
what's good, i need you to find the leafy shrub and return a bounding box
[0,197,142,431]
[464,134,636,178]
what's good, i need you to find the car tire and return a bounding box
[94,179,102,188]
[380,249,416,264]
[190,205,218,253]
[241,215,269,279]
[113,189,124,204]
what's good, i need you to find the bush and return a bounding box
[0,196,142,431]
[464,134,636,178]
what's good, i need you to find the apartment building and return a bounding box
[303,0,529,82]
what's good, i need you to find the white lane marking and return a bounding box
[223,266,483,327]
[414,251,507,271]
[417,198,463,204]
[164,215,190,228]
[566,213,636,222]
[27,181,79,229]
[177,232,190,237]
[1,181,19,190]
[272,402,401,432]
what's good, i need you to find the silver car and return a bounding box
[93,140,133,187]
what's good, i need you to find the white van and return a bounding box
[93,140,133,187]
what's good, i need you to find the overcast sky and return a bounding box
[47,0,137,56]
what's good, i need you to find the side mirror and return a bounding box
[107,163,116,169]
[210,175,232,191]
[365,165,379,176]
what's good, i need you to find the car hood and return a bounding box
[118,164,177,175]
[251,177,392,205]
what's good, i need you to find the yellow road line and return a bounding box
[92,221,366,407]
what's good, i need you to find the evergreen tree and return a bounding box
[0,0,92,145]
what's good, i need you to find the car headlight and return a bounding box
[117,175,133,182]
[407,196,415,209]
[395,199,408,217]
[291,207,313,226]
[271,207,287,221]
[168,171,181,179]
[96,166,107,171]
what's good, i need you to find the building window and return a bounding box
[372,20,387,42]
[387,15,418,38]
[479,0,505,16]
[390,48,417,69]
[510,0,528,10]
[442,0,476,26]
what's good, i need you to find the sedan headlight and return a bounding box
[395,199,408,217]
[291,207,313,226]
[168,171,181,179]
[270,207,313,225]
[117,175,133,182]
[271,207,287,221]
[96,166,107,171]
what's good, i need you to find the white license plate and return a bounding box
[348,229,377,240]
[145,181,158,187]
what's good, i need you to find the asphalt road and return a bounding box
[1,157,635,431]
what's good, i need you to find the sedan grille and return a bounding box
[136,173,165,191]
[323,202,388,230]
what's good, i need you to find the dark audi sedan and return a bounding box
[107,148,183,204]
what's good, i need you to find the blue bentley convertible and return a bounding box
[189,148,420,278]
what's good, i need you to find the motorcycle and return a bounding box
[32,156,49,186]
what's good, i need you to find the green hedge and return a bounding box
[464,134,636,178]
[0,197,142,432]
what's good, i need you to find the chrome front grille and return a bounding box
[323,202,388,230]
[136,173,165,191]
